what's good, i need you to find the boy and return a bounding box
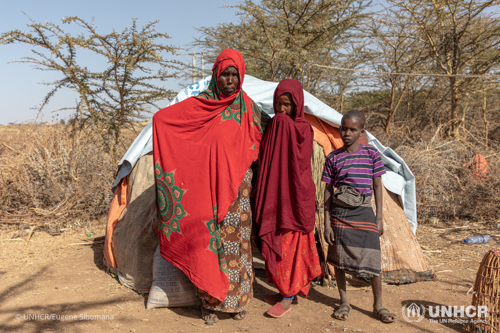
[321,110,397,323]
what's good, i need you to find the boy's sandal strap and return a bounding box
[374,308,397,323]
[333,304,351,321]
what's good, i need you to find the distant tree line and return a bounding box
[2,0,500,153]
[194,0,500,145]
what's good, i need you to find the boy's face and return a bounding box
[340,116,365,146]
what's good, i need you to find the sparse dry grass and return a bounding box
[396,134,500,223]
[1,121,498,228]
[0,124,118,226]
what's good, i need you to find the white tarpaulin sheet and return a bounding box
[112,75,418,233]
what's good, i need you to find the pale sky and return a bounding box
[0,0,242,124]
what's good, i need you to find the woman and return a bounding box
[254,79,321,318]
[152,49,269,324]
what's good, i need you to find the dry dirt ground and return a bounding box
[0,222,497,333]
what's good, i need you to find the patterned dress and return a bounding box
[198,168,254,313]
[265,229,321,297]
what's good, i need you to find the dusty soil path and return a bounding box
[0,223,496,333]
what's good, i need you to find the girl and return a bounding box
[254,79,321,318]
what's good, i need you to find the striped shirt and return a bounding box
[321,144,386,197]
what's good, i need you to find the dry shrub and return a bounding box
[0,125,116,225]
[1,121,497,227]
[396,136,500,222]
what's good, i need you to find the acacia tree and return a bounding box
[0,16,180,163]
[193,0,369,96]
[319,42,371,113]
[366,10,428,135]
[388,0,500,138]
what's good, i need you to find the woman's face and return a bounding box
[276,93,296,118]
[219,66,240,97]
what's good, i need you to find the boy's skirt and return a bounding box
[327,203,381,278]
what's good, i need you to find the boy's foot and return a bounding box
[264,293,298,304]
[333,304,351,321]
[201,308,219,325]
[373,307,397,323]
[232,310,248,321]
[266,303,292,318]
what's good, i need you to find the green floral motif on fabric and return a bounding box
[252,113,265,134]
[174,203,186,220]
[155,162,187,240]
[205,205,228,273]
[222,108,234,121]
[171,186,184,202]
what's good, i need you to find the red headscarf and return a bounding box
[254,79,316,275]
[153,49,268,301]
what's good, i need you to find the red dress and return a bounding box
[266,229,321,297]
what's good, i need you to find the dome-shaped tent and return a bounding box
[103,75,434,294]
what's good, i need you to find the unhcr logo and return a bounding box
[402,303,426,323]
[402,303,489,324]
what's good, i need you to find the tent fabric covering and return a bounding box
[311,141,328,264]
[103,153,159,293]
[377,187,435,284]
[309,117,434,285]
[104,176,128,269]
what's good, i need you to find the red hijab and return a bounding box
[153,49,268,301]
[254,79,316,274]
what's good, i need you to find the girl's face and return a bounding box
[276,93,296,118]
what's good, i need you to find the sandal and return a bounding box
[232,310,248,321]
[373,307,397,323]
[201,308,219,326]
[333,304,351,321]
[264,293,298,305]
[266,303,292,318]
